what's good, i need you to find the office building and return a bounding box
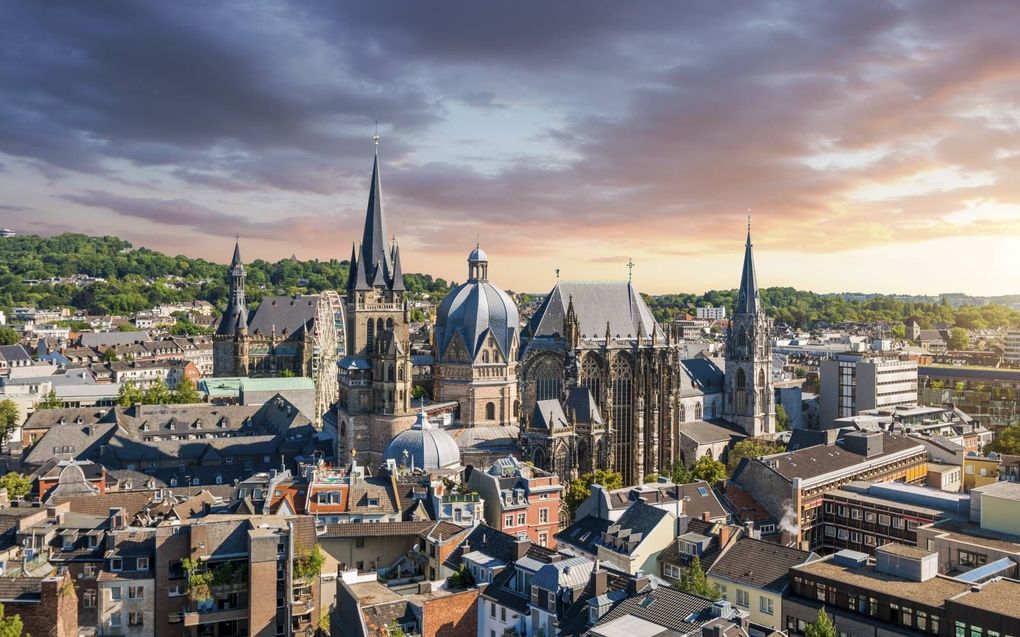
[820,354,918,426]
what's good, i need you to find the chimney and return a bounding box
[627,570,649,595]
[701,511,711,522]
[717,524,731,548]
[592,568,608,597]
[514,537,531,561]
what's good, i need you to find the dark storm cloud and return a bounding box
[4,0,1020,261]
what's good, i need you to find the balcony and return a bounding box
[183,607,247,626]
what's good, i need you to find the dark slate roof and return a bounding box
[678,420,746,445]
[607,481,728,521]
[735,228,760,315]
[583,586,715,637]
[23,420,119,467]
[442,523,515,569]
[678,357,725,396]
[357,154,395,291]
[659,520,734,571]
[247,295,320,338]
[0,345,31,363]
[532,399,568,430]
[0,578,43,603]
[706,537,813,593]
[565,387,603,425]
[527,281,658,340]
[434,260,519,360]
[556,515,613,555]
[480,565,531,615]
[612,500,669,538]
[755,433,923,482]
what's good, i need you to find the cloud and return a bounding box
[2,0,1019,293]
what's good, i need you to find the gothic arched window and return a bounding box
[482,351,490,363]
[554,443,570,483]
[679,404,687,423]
[580,353,603,407]
[711,401,717,419]
[611,354,634,483]
[485,402,496,420]
[532,356,562,402]
[735,368,747,413]
[366,319,375,351]
[695,402,702,420]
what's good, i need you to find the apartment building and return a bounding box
[1005,329,1020,365]
[820,354,918,426]
[464,456,561,548]
[732,431,928,550]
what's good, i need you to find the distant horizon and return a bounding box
[9,228,1019,301]
[2,4,1018,298]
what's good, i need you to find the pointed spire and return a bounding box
[346,242,359,292]
[390,241,406,291]
[736,215,760,315]
[360,152,392,288]
[217,237,248,336]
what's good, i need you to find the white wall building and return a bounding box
[697,305,727,320]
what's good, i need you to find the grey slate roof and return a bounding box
[0,345,31,363]
[532,556,594,591]
[80,331,149,348]
[533,399,568,430]
[247,295,320,338]
[527,281,658,341]
[566,387,603,425]
[735,228,760,315]
[678,419,746,445]
[583,586,716,637]
[706,537,813,593]
[434,252,519,360]
[678,357,725,397]
[556,515,613,555]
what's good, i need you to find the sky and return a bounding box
[2,1,1019,296]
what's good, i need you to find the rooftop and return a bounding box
[794,558,968,607]
[949,578,1020,619]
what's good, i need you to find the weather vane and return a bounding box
[626,258,635,282]
[373,119,380,153]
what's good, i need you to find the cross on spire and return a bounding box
[747,208,751,233]
[373,119,380,154]
[626,257,635,282]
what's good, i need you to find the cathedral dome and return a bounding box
[385,411,461,469]
[435,246,519,361]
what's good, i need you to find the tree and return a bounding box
[293,545,325,580]
[691,455,727,485]
[143,379,173,405]
[100,348,119,363]
[172,377,201,404]
[948,327,969,350]
[728,438,786,472]
[0,602,24,637]
[0,400,18,447]
[986,422,1020,455]
[0,472,31,500]
[775,403,790,431]
[117,380,144,407]
[805,606,837,637]
[0,328,19,346]
[34,390,63,410]
[667,460,693,484]
[278,369,296,378]
[117,323,138,332]
[674,556,721,600]
[565,469,624,519]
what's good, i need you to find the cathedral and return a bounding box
[212,240,340,424]
[432,245,521,427]
[518,227,773,485]
[336,150,416,467]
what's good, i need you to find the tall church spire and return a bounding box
[360,153,392,289]
[736,218,760,315]
[346,242,359,292]
[390,241,406,291]
[216,237,248,336]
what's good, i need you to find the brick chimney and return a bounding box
[627,570,649,595]
[514,537,531,561]
[592,568,608,597]
[701,511,711,521]
[717,524,731,548]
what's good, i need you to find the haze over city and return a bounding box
[2,1,1019,295]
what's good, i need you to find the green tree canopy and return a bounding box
[728,437,786,472]
[986,422,1020,455]
[775,403,790,432]
[0,602,24,637]
[0,472,31,500]
[674,555,721,600]
[117,380,144,407]
[948,327,970,350]
[565,469,624,519]
[172,377,201,404]
[0,328,19,346]
[805,606,837,637]
[0,400,19,445]
[143,379,173,405]
[691,455,727,485]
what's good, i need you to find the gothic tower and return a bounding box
[339,148,415,464]
[213,238,249,376]
[723,224,774,437]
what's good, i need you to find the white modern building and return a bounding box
[1006,329,1020,365]
[697,305,727,320]
[820,354,918,427]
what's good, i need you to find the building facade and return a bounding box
[432,245,520,427]
[212,240,340,424]
[820,354,918,427]
[337,151,415,466]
